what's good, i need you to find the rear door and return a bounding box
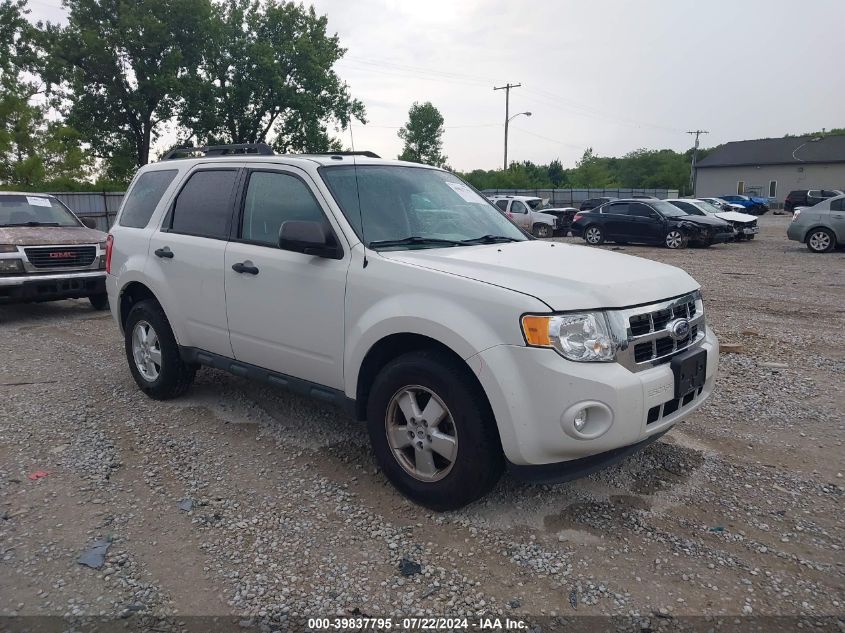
[599,202,630,239]
[146,167,239,357]
[223,166,349,389]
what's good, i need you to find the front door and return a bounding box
[508,200,530,229]
[829,197,845,237]
[628,202,666,243]
[224,167,349,390]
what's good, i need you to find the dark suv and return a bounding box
[570,199,734,249]
[784,189,844,212]
[579,197,616,211]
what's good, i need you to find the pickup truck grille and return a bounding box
[24,246,96,269]
[612,292,705,372]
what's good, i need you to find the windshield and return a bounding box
[525,198,546,210]
[320,165,527,249]
[696,200,723,214]
[651,200,690,218]
[0,195,80,227]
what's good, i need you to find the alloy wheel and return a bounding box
[132,320,162,381]
[585,227,602,244]
[665,230,684,249]
[385,385,458,482]
[808,231,831,252]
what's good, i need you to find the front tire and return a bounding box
[88,293,109,310]
[584,225,605,245]
[665,229,687,249]
[124,300,196,400]
[806,228,835,253]
[533,223,552,238]
[366,350,504,511]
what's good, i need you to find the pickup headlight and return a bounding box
[0,258,24,274]
[521,312,616,362]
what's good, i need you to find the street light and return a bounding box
[504,111,531,170]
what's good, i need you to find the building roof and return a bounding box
[696,135,845,168]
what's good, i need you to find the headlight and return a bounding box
[521,311,616,362]
[0,258,24,274]
[0,244,18,253]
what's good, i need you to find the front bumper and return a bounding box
[0,271,106,304]
[741,225,759,235]
[467,326,719,466]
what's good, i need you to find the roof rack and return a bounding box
[161,143,275,160]
[306,151,381,159]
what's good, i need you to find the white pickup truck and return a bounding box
[106,146,719,510]
[488,195,558,237]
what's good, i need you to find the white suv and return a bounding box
[106,145,719,510]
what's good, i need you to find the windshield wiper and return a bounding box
[1,221,61,227]
[368,236,465,249]
[460,234,520,244]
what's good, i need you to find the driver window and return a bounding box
[241,171,327,246]
[630,204,657,218]
[511,200,527,213]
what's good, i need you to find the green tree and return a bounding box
[180,0,363,153]
[0,0,90,188]
[568,148,614,188]
[397,101,448,168]
[43,0,212,178]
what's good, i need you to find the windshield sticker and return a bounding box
[27,196,52,207]
[445,181,483,203]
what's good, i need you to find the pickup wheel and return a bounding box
[806,228,835,253]
[366,350,503,511]
[533,223,552,238]
[88,293,109,310]
[584,225,604,245]
[124,300,196,400]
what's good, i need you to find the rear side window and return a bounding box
[168,170,237,239]
[495,200,509,211]
[119,170,178,228]
[240,171,327,246]
[603,202,629,215]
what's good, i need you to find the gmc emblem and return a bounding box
[48,251,76,259]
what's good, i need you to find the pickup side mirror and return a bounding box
[278,220,342,259]
[80,217,97,229]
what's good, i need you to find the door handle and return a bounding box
[232,261,259,275]
[154,247,174,259]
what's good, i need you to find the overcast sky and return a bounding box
[26,0,845,171]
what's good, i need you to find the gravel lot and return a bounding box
[1,214,842,631]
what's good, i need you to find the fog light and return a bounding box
[573,408,588,431]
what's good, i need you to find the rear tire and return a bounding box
[366,350,504,511]
[584,225,604,245]
[88,293,109,310]
[806,228,835,253]
[124,300,196,400]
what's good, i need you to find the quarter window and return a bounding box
[241,171,327,246]
[119,170,177,228]
[831,198,845,211]
[169,170,237,239]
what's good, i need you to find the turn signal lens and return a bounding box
[521,316,551,346]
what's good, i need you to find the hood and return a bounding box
[534,211,557,222]
[674,214,728,227]
[0,225,107,246]
[379,240,699,311]
[715,211,756,223]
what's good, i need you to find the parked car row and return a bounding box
[570,198,743,249]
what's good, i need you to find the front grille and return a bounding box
[24,246,96,269]
[613,292,705,372]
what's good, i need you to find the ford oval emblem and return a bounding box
[668,318,691,341]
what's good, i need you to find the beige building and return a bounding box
[695,135,845,206]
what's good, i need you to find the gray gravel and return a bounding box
[0,214,842,630]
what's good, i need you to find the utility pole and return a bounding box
[494,83,521,170]
[687,129,708,195]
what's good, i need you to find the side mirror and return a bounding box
[80,217,97,229]
[278,220,342,259]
